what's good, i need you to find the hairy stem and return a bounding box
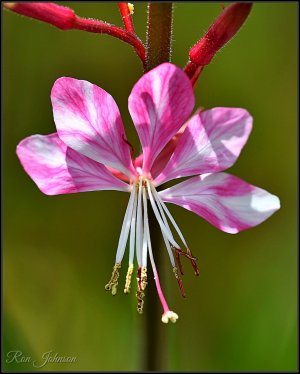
[145,3,173,72]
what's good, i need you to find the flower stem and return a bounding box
[143,3,174,371]
[4,2,146,67]
[145,3,173,72]
[118,3,135,33]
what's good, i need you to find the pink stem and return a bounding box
[154,272,170,314]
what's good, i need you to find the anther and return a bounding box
[136,267,146,313]
[174,248,184,275]
[187,247,200,276]
[124,264,134,294]
[172,246,199,276]
[173,246,197,261]
[105,263,121,295]
[136,290,145,314]
[141,266,148,291]
[173,267,186,298]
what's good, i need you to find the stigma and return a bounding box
[105,176,199,323]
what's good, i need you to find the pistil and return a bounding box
[154,272,179,324]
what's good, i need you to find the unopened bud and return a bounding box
[4,2,76,30]
[189,3,253,66]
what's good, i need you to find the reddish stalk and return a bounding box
[118,3,135,33]
[72,17,145,64]
[4,2,146,67]
[184,3,252,87]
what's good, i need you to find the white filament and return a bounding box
[129,188,138,265]
[152,185,188,248]
[146,180,180,248]
[142,185,149,267]
[151,187,176,267]
[114,178,187,278]
[116,187,137,264]
[135,179,143,266]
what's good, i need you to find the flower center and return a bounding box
[105,176,199,323]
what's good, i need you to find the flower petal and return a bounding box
[155,108,252,185]
[133,121,188,179]
[51,77,136,178]
[16,133,130,195]
[159,173,280,234]
[128,63,195,173]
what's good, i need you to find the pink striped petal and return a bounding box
[51,77,136,178]
[159,173,280,234]
[16,133,130,195]
[155,108,252,185]
[128,63,195,173]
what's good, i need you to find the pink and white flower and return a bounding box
[16,63,280,323]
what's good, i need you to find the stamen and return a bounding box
[136,266,145,313]
[172,246,197,262]
[173,267,186,298]
[173,246,199,276]
[186,247,200,276]
[173,247,184,275]
[136,289,145,314]
[124,264,134,294]
[152,186,200,276]
[136,179,143,266]
[152,185,188,247]
[105,263,121,295]
[151,186,176,268]
[146,180,180,248]
[129,188,138,265]
[161,231,176,267]
[142,181,149,267]
[141,266,148,291]
[116,187,136,264]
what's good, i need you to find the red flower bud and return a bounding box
[189,3,253,66]
[4,2,146,66]
[3,2,75,30]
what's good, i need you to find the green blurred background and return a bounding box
[3,2,297,372]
